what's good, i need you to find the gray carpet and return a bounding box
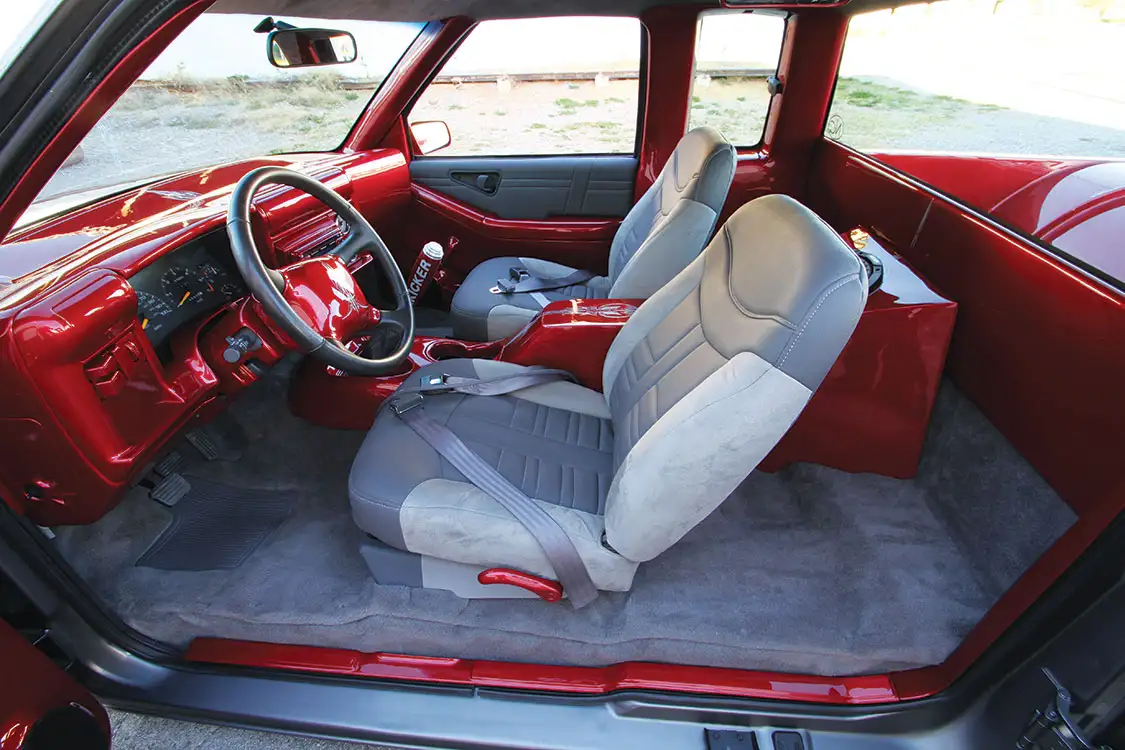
[54,371,1075,676]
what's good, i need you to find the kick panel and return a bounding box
[410,156,636,220]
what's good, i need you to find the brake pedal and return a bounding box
[150,473,191,507]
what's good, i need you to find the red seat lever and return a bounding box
[478,568,564,602]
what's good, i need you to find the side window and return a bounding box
[409,17,641,157]
[825,1,1125,287]
[827,4,1125,159]
[686,11,786,147]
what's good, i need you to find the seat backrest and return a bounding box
[606,126,735,298]
[600,194,867,562]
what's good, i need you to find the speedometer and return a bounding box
[161,266,207,307]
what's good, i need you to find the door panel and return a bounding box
[808,139,1125,515]
[403,184,619,288]
[869,152,1103,215]
[0,620,110,749]
[410,156,636,220]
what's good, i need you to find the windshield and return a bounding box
[29,13,424,207]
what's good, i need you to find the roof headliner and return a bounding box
[210,0,917,23]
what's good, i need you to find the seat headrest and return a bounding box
[661,126,736,213]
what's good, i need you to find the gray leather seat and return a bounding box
[350,194,867,597]
[449,126,737,341]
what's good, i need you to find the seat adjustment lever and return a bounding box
[478,568,564,602]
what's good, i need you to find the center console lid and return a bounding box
[496,298,643,391]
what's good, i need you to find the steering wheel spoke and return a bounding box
[376,305,414,333]
[331,227,372,264]
[226,166,415,376]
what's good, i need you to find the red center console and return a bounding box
[289,298,643,430]
[759,229,957,478]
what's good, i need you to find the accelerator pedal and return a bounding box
[184,412,247,461]
[150,473,191,507]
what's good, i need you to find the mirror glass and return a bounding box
[268,28,357,68]
[411,121,452,156]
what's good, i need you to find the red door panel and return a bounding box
[869,152,1102,215]
[0,620,109,749]
[400,184,620,288]
[808,139,1125,516]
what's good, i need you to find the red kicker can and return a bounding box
[407,241,444,304]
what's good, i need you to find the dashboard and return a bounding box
[128,230,246,349]
[0,149,411,528]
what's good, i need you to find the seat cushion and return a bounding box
[450,256,611,341]
[349,359,638,591]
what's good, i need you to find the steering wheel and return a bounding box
[226,166,414,376]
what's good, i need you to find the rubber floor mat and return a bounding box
[137,478,297,571]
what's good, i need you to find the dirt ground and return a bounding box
[38,75,1125,204]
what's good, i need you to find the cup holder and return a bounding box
[422,339,503,362]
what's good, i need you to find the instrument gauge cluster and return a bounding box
[128,229,247,350]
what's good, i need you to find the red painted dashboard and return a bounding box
[0,149,409,525]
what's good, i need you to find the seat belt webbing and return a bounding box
[491,267,595,295]
[387,370,599,608]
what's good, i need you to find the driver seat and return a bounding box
[349,195,867,598]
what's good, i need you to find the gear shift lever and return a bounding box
[407,241,444,304]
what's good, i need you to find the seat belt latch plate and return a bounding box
[389,393,425,415]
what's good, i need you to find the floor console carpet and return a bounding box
[54,370,1076,676]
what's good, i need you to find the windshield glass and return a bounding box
[30,13,424,206]
[0,1,64,77]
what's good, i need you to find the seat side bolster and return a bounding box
[486,304,539,340]
[608,199,718,299]
[398,478,638,592]
[604,351,811,562]
[603,253,707,397]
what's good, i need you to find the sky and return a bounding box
[0,0,61,73]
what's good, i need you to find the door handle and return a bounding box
[451,171,501,195]
[475,173,500,194]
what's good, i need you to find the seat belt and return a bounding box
[387,369,600,608]
[491,265,595,295]
[393,367,577,399]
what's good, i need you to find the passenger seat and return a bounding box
[450,126,737,340]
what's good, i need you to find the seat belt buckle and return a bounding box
[490,278,515,294]
[490,267,529,294]
[389,392,424,416]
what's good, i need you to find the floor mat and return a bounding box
[136,479,297,571]
[53,372,1076,675]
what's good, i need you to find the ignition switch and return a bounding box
[223,328,262,364]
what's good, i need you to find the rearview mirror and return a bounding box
[411,121,452,156]
[267,28,357,68]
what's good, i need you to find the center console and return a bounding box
[289,298,643,430]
